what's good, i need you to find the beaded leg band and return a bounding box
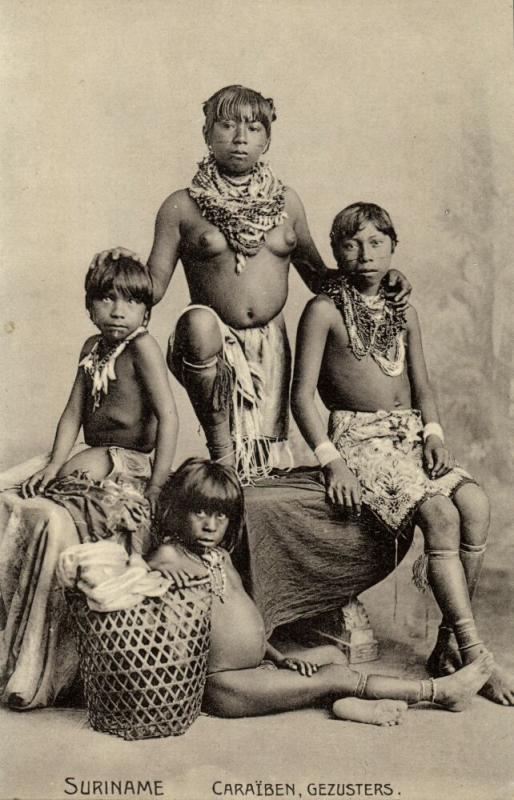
[460,543,487,555]
[182,355,218,372]
[453,618,484,654]
[353,673,368,699]
[427,548,459,561]
[419,677,437,704]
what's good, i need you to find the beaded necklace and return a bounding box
[79,327,147,411]
[176,543,226,600]
[189,154,287,273]
[320,275,407,376]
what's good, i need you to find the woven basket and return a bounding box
[67,578,212,740]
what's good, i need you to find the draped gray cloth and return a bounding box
[239,468,415,637]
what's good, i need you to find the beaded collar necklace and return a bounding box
[189,154,287,274]
[320,274,407,377]
[79,326,147,411]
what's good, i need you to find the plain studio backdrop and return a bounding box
[1,0,513,494]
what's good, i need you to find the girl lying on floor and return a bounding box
[148,458,492,726]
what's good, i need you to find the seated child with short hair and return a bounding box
[22,254,178,526]
[291,202,513,706]
[148,457,493,725]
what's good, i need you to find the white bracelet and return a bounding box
[314,440,341,467]
[423,422,444,443]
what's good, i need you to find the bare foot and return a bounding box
[427,629,461,676]
[434,652,493,712]
[332,698,407,727]
[479,663,514,706]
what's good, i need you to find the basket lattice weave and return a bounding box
[67,578,212,740]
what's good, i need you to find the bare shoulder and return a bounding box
[131,331,164,358]
[79,334,100,359]
[284,186,306,219]
[156,189,193,224]
[148,543,183,570]
[302,293,338,324]
[130,333,168,378]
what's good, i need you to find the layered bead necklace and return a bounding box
[321,275,407,376]
[189,154,287,273]
[79,327,147,411]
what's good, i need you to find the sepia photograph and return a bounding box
[1,1,513,799]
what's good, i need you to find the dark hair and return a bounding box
[203,85,277,145]
[85,256,154,314]
[155,458,244,554]
[330,202,398,257]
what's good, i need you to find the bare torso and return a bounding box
[151,189,303,329]
[208,554,267,672]
[82,337,157,452]
[149,545,267,672]
[318,299,412,412]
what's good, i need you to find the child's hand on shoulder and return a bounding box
[278,657,319,678]
[423,437,453,479]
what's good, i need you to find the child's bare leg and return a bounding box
[428,484,489,676]
[452,485,514,706]
[204,662,357,717]
[56,447,112,481]
[279,644,406,726]
[415,496,490,666]
[351,650,492,714]
[332,698,407,726]
[169,309,234,465]
[204,652,492,722]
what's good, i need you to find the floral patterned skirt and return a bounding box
[328,408,476,535]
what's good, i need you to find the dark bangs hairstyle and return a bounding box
[85,256,154,314]
[155,458,245,553]
[330,202,399,258]
[203,85,277,148]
